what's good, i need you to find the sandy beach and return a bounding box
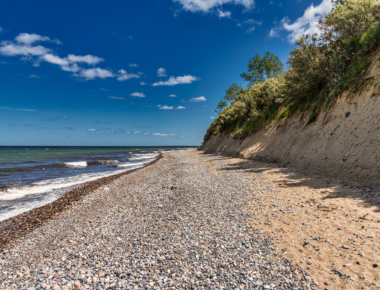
[0,150,379,289]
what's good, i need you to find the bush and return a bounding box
[204,0,380,143]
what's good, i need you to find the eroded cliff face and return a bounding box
[200,52,380,187]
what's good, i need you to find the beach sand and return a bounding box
[0,150,378,289]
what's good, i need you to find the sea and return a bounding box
[0,146,194,222]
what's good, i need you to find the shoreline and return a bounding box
[0,154,162,250]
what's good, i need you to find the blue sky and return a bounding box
[0,0,332,146]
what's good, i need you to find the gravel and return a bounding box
[0,151,315,289]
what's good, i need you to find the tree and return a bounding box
[224,83,243,102]
[240,51,284,87]
[214,100,228,114]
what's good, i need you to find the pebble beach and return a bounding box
[0,150,315,289]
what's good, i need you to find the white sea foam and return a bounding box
[116,162,146,168]
[64,161,88,167]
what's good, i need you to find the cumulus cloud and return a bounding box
[140,81,147,86]
[157,105,174,110]
[117,69,141,81]
[130,92,146,98]
[15,33,59,45]
[173,0,254,12]
[87,129,99,132]
[157,67,167,77]
[177,106,186,109]
[189,96,207,102]
[67,54,103,65]
[78,67,114,80]
[169,94,177,97]
[270,0,332,42]
[0,42,51,56]
[218,9,231,18]
[108,96,125,100]
[0,32,141,81]
[42,53,69,66]
[152,75,200,86]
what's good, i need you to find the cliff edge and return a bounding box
[200,50,380,188]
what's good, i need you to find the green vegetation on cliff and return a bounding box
[205,0,380,142]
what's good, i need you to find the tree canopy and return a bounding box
[224,83,243,102]
[214,100,228,114]
[240,52,283,87]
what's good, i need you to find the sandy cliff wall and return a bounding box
[200,53,380,187]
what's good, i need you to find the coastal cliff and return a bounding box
[200,49,380,187]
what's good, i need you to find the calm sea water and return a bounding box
[0,146,194,221]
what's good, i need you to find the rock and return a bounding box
[373,264,379,268]
[356,261,362,265]
[342,245,350,249]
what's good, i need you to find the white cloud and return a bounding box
[0,27,3,33]
[157,67,167,77]
[15,33,55,45]
[42,53,70,66]
[157,105,174,110]
[173,0,254,12]
[271,0,333,42]
[108,96,125,100]
[269,27,280,38]
[152,75,200,86]
[67,54,103,65]
[169,94,177,97]
[87,129,99,132]
[177,106,186,109]
[0,32,139,82]
[218,9,231,18]
[117,69,141,81]
[244,19,262,25]
[210,116,215,119]
[0,106,35,112]
[130,92,146,98]
[129,63,139,67]
[0,42,51,56]
[78,67,114,80]
[189,96,207,102]
[140,81,147,86]
[246,27,256,33]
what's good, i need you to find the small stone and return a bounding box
[53,274,59,279]
[356,261,362,265]
[80,277,87,283]
[342,245,350,249]
[373,264,379,268]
